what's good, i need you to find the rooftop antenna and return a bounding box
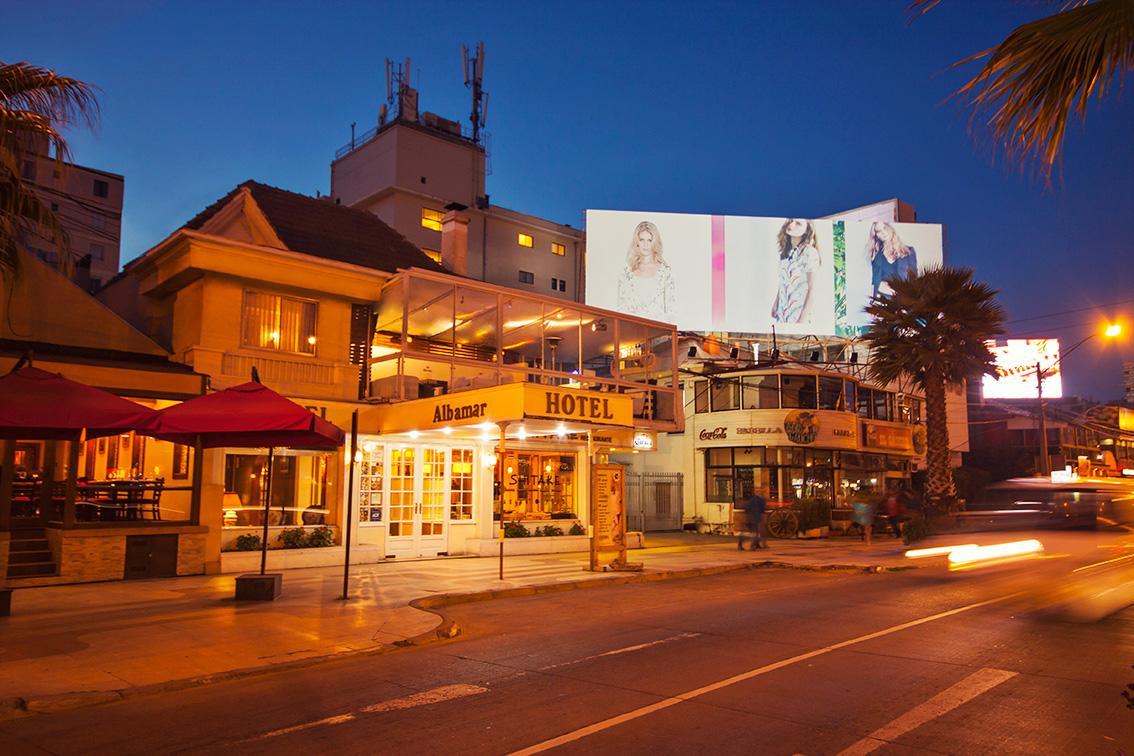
[463,41,487,144]
[381,56,417,125]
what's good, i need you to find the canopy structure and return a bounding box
[145,379,345,579]
[0,366,156,440]
[145,381,344,449]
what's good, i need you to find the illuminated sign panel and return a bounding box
[584,209,944,335]
[982,339,1062,399]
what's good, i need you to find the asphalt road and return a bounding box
[2,565,1131,755]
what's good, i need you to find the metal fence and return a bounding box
[626,472,683,532]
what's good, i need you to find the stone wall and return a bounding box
[16,526,208,586]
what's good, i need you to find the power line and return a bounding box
[1005,297,1134,325]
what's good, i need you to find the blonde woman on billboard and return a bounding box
[617,221,675,319]
[771,218,820,324]
[868,222,918,298]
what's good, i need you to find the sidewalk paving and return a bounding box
[0,533,911,713]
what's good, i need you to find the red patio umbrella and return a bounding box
[145,379,345,578]
[0,365,156,440]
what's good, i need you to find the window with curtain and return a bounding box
[241,291,317,355]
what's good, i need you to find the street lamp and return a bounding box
[1035,323,1122,476]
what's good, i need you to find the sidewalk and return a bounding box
[0,533,911,714]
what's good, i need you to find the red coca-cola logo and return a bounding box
[699,427,728,440]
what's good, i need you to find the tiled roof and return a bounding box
[184,180,446,274]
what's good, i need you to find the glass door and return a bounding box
[386,446,449,558]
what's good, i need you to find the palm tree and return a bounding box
[862,267,1006,507]
[914,0,1134,179]
[1,61,99,281]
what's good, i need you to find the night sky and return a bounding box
[5,1,1132,399]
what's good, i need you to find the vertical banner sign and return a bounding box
[591,463,627,570]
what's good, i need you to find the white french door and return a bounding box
[386,446,449,558]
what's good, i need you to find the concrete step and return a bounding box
[9,538,50,552]
[7,562,58,578]
[11,528,47,538]
[8,550,54,565]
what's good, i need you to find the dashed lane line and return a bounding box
[835,667,1018,755]
[509,593,1017,755]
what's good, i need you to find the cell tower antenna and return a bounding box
[463,41,487,144]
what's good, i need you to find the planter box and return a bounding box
[467,535,590,557]
[235,573,282,601]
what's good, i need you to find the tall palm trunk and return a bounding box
[922,368,956,507]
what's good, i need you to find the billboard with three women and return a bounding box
[584,209,944,336]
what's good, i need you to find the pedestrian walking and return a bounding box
[852,498,876,547]
[739,488,768,550]
[882,488,903,539]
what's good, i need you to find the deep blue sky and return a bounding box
[5,0,1132,399]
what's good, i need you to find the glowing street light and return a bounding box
[1036,322,1122,476]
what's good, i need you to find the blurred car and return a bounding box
[951,477,1134,531]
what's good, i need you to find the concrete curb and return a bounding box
[0,558,907,721]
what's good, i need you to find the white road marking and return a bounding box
[835,667,1018,756]
[599,633,701,658]
[539,633,701,670]
[239,684,488,742]
[509,594,1016,755]
[243,713,356,742]
[360,683,488,713]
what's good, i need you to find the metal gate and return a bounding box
[626,472,683,532]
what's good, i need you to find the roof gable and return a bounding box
[184,180,446,275]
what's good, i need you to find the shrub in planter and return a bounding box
[278,527,308,549]
[568,522,585,536]
[306,526,335,548]
[233,533,261,551]
[503,521,530,538]
[532,528,544,536]
[539,525,564,537]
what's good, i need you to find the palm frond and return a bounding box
[950,0,1134,179]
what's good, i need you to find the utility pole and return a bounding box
[1036,361,1050,477]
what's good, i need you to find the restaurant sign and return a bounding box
[861,421,914,453]
[693,409,858,450]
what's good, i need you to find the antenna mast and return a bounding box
[463,41,487,144]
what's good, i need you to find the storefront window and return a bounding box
[359,445,384,524]
[844,381,857,417]
[498,452,575,517]
[742,375,779,409]
[223,451,335,527]
[450,448,474,520]
[710,379,739,411]
[857,387,873,418]
[781,374,817,409]
[818,377,843,410]
[693,380,709,414]
[873,391,893,422]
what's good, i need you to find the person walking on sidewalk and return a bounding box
[739,488,768,550]
[852,498,876,547]
[882,488,903,539]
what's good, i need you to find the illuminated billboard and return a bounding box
[584,210,944,335]
[981,339,1062,399]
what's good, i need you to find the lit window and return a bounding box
[242,291,318,355]
[551,242,565,256]
[518,270,534,285]
[518,233,533,248]
[450,449,474,520]
[422,248,442,263]
[421,208,444,232]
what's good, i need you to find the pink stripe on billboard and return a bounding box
[711,215,725,327]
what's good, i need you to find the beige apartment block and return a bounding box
[20,151,124,292]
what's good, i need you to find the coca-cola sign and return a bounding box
[698,427,728,441]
